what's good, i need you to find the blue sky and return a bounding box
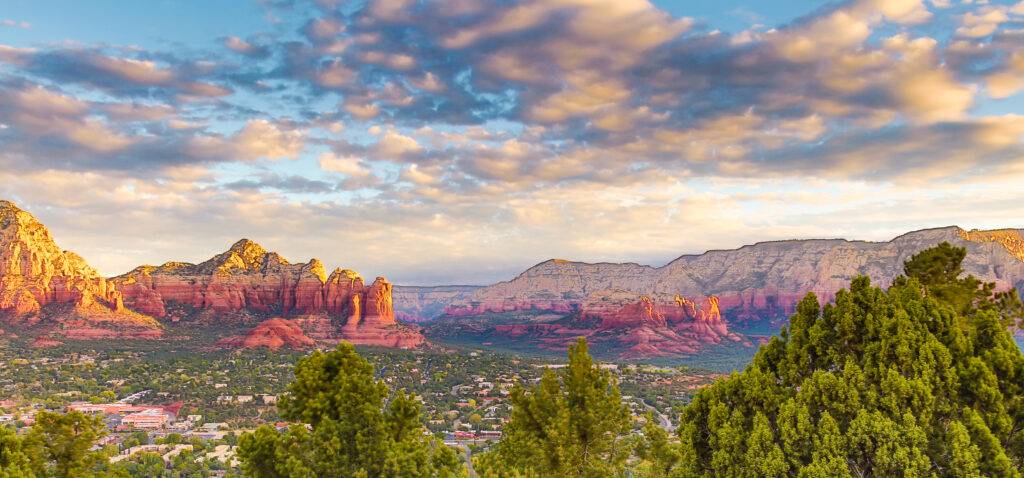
[1,0,1023,285]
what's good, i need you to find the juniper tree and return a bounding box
[658,243,1024,476]
[237,342,464,478]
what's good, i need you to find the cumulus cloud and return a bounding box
[0,85,134,152]
[223,36,270,58]
[187,120,306,161]
[2,0,1024,283]
[318,152,371,177]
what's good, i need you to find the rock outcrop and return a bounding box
[217,318,316,350]
[112,240,335,319]
[443,227,1024,322]
[481,294,744,359]
[111,238,422,349]
[0,200,421,350]
[0,200,161,338]
[423,226,1024,359]
[959,228,1024,262]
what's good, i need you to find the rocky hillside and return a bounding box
[0,200,161,340]
[413,226,1024,359]
[439,227,1024,323]
[111,239,422,349]
[0,200,422,350]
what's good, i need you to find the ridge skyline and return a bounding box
[5,198,1022,287]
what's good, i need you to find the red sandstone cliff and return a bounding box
[0,201,161,339]
[0,200,421,349]
[111,238,421,349]
[483,294,744,360]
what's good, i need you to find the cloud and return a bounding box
[987,51,1024,98]
[224,36,271,58]
[0,46,232,99]
[957,7,1010,38]
[0,85,134,152]
[318,152,370,177]
[223,173,339,194]
[187,120,306,161]
[373,128,424,159]
[1,19,31,29]
[1,0,1024,284]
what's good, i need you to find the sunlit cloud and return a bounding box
[0,0,1023,283]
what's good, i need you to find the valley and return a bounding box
[3,199,1022,366]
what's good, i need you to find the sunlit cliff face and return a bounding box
[1,0,1024,284]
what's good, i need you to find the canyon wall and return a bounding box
[441,227,1024,325]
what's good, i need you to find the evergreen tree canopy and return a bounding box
[476,338,634,478]
[0,411,113,478]
[236,341,464,478]
[663,243,1024,477]
[900,241,1024,327]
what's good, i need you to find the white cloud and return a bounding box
[318,152,370,177]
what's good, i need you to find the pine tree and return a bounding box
[0,426,35,477]
[237,342,464,478]
[22,411,111,478]
[662,243,1024,476]
[477,338,633,478]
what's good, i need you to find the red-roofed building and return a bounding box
[121,409,170,429]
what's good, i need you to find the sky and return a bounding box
[0,0,1023,285]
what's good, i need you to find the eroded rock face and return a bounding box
[111,237,418,349]
[446,227,1024,322]
[0,200,419,349]
[428,226,1024,359]
[485,294,745,360]
[363,277,394,326]
[217,318,316,350]
[0,201,161,337]
[959,229,1024,263]
[113,241,399,324]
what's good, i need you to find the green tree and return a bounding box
[903,241,1024,326]
[477,338,633,478]
[119,452,164,478]
[0,426,35,477]
[662,243,1024,476]
[22,411,111,478]
[237,342,464,478]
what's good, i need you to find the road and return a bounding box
[640,399,674,431]
[463,445,478,478]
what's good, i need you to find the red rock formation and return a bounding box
[111,239,418,348]
[217,318,316,350]
[0,200,161,337]
[363,277,395,325]
[325,268,364,317]
[426,225,1024,359]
